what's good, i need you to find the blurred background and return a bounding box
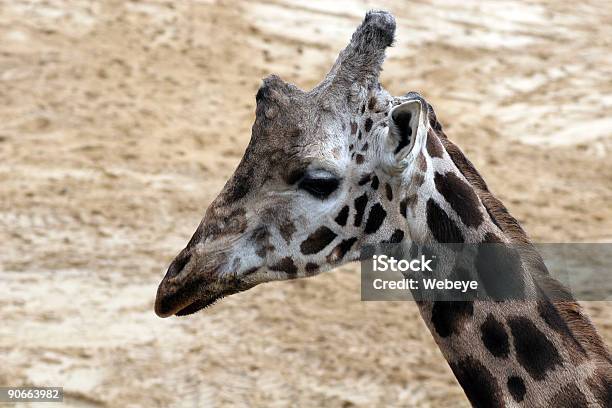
[1,1,611,407]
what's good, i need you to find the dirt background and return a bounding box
[1,1,611,407]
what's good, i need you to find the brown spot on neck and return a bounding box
[412,173,425,188]
[434,171,483,228]
[417,152,427,172]
[426,130,444,158]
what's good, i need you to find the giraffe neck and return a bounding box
[396,126,611,407]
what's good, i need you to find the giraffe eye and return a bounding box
[298,173,340,199]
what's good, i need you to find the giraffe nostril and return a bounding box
[166,252,191,279]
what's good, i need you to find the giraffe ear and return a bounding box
[388,99,423,162]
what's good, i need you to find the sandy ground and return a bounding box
[1,1,611,407]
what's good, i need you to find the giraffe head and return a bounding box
[155,11,430,317]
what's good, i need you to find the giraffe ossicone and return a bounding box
[155,10,611,407]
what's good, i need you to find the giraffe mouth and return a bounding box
[155,274,253,318]
[173,291,230,316]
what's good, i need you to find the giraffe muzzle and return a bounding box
[155,277,239,318]
[155,249,250,317]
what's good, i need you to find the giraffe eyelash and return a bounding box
[297,174,340,199]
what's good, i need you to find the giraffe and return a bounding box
[154,11,612,407]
